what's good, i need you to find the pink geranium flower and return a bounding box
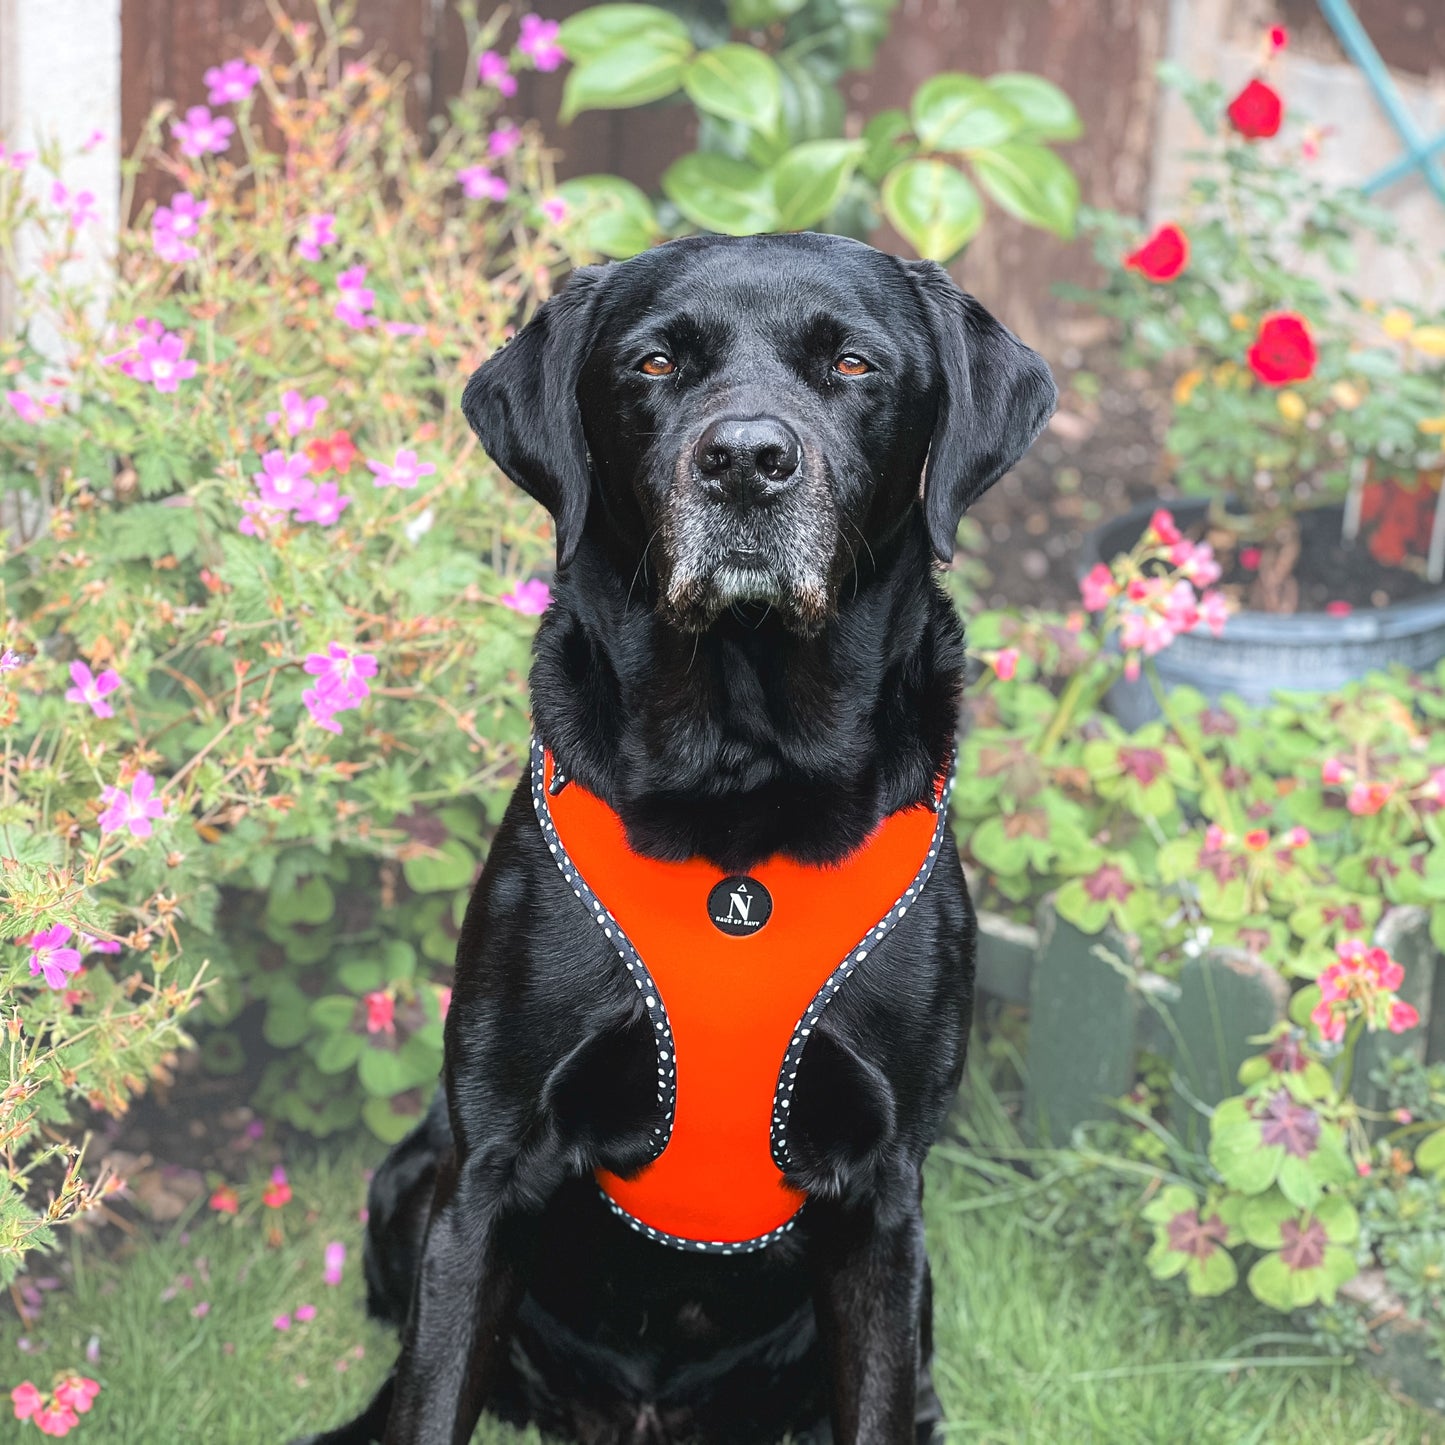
[152,191,207,262]
[323,1241,346,1286]
[98,770,166,838]
[366,448,436,490]
[265,389,328,437]
[302,643,377,733]
[11,1381,43,1420]
[1311,938,1418,1043]
[172,104,234,157]
[27,925,83,990]
[296,212,336,262]
[64,660,122,717]
[477,50,518,96]
[252,450,315,512]
[1080,563,1117,613]
[541,196,568,225]
[458,166,509,202]
[488,123,522,158]
[990,647,1019,681]
[204,58,261,105]
[334,266,375,329]
[500,578,551,615]
[52,1378,99,1416]
[519,14,565,70]
[6,391,58,424]
[294,481,352,527]
[262,1167,291,1209]
[1347,780,1392,816]
[294,1303,317,1323]
[132,332,198,393]
[51,182,98,230]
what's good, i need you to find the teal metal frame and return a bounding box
[1315,0,1445,203]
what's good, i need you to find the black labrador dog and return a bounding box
[302,231,1054,1445]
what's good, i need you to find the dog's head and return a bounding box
[463,233,1055,634]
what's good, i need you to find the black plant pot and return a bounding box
[1080,499,1445,727]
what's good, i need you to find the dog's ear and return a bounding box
[904,260,1057,564]
[461,265,609,570]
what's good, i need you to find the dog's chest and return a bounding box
[530,738,951,1254]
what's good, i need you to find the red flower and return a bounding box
[208,1184,239,1214]
[1247,313,1316,386]
[1269,26,1288,51]
[262,1166,292,1209]
[305,428,357,476]
[1227,78,1283,139]
[1124,224,1190,283]
[364,990,396,1036]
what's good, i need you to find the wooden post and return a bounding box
[1023,900,1142,1145]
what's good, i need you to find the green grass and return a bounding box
[0,1127,1437,1443]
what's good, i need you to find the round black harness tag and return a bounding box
[706,875,772,937]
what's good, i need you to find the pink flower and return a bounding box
[26,925,82,991]
[541,196,568,225]
[500,578,552,615]
[296,212,336,262]
[64,660,122,718]
[1325,600,1352,617]
[1174,540,1221,587]
[302,644,377,733]
[1196,589,1230,637]
[1204,823,1228,851]
[273,1314,291,1331]
[190,1300,210,1319]
[156,191,207,239]
[1347,780,1392,816]
[1389,999,1420,1033]
[252,450,315,511]
[171,104,234,157]
[477,50,518,96]
[11,1382,43,1420]
[367,448,436,490]
[33,1402,79,1436]
[323,1241,346,1286]
[488,123,522,158]
[265,390,328,438]
[1144,509,1182,547]
[295,1303,317,1322]
[209,1184,239,1214]
[1239,546,1261,569]
[204,58,261,105]
[519,14,565,70]
[262,1167,291,1209]
[293,481,352,527]
[50,182,98,230]
[77,932,121,955]
[1321,758,1347,786]
[458,165,509,202]
[98,771,166,838]
[82,129,107,151]
[1161,579,1200,635]
[0,144,34,171]
[1283,826,1310,848]
[6,391,54,423]
[334,266,375,329]
[153,225,197,264]
[1080,562,1117,612]
[363,991,395,1035]
[990,647,1019,681]
[0,648,24,673]
[53,1378,99,1416]
[132,332,198,393]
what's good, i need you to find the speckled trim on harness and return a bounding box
[528,736,955,1254]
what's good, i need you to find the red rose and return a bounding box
[1124,223,1189,283]
[1227,78,1283,139]
[1247,313,1316,386]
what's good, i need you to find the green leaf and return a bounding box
[728,0,806,24]
[267,875,335,926]
[336,958,384,993]
[911,73,1022,152]
[560,38,690,123]
[662,152,778,235]
[986,73,1082,141]
[1246,1252,1298,1312]
[769,139,862,229]
[1415,1126,1445,1175]
[861,107,914,184]
[401,839,476,894]
[556,175,661,259]
[774,53,844,146]
[357,1045,413,1098]
[363,1094,425,1144]
[684,45,782,135]
[971,142,1079,239]
[314,1031,363,1075]
[556,5,692,65]
[1187,1245,1238,1297]
[880,159,982,261]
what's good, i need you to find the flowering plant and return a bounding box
[0,4,583,1270]
[1072,40,1445,597]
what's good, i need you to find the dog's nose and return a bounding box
[693,416,801,503]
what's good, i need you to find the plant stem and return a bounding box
[1336,1014,1366,1098]
[1035,665,1102,758]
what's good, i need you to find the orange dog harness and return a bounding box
[530,738,953,1253]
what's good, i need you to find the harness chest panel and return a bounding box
[529,738,951,1253]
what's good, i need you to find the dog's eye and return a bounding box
[833,355,870,376]
[638,354,675,376]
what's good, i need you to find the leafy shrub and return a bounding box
[551,0,1081,261]
[0,4,579,1272]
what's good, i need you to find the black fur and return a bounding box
[300,232,1054,1445]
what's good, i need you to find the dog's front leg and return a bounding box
[808,1180,930,1445]
[381,1148,535,1445]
